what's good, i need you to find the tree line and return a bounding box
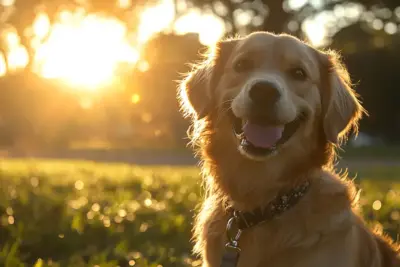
[0,0,399,150]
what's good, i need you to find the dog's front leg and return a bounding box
[196,205,228,267]
[202,233,225,267]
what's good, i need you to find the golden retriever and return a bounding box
[178,31,400,267]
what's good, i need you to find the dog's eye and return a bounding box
[233,58,254,73]
[289,67,307,81]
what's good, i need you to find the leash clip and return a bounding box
[225,216,242,251]
[220,216,242,267]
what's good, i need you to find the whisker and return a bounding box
[215,98,234,124]
[216,98,234,109]
[215,107,231,124]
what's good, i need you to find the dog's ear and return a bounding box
[179,39,237,120]
[319,51,365,145]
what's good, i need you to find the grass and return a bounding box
[0,159,399,267]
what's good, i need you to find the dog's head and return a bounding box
[179,32,364,165]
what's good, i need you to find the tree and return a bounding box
[186,0,400,44]
[1,0,150,71]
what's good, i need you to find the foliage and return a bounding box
[3,0,400,65]
[187,0,400,47]
[1,0,400,150]
[0,159,399,266]
[4,0,148,66]
[0,33,201,150]
[188,0,400,44]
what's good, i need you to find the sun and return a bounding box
[4,0,226,90]
[2,0,328,89]
[32,10,139,90]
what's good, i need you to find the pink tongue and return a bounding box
[243,122,284,148]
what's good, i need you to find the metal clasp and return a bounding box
[225,216,242,252]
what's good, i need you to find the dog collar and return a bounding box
[220,180,311,267]
[226,180,311,230]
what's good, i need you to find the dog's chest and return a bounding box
[211,218,355,267]
[232,231,353,267]
[232,226,316,267]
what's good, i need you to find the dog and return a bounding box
[178,31,400,267]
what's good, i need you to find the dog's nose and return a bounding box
[249,81,281,106]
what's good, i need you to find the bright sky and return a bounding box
[0,0,337,91]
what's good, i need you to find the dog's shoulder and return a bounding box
[303,169,359,232]
[311,169,358,207]
[313,170,400,265]
[374,233,400,266]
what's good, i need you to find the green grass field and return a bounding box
[0,159,399,267]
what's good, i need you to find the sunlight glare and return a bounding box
[131,94,141,104]
[372,200,382,210]
[0,0,329,88]
[0,53,7,76]
[174,10,225,46]
[288,0,308,10]
[8,45,29,70]
[4,31,20,48]
[137,61,150,72]
[32,12,51,40]
[137,0,175,44]
[34,12,139,90]
[118,0,131,9]
[1,0,15,7]
[302,16,327,47]
[79,98,93,109]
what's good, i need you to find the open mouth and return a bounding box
[232,112,305,159]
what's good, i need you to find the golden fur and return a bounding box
[178,32,400,267]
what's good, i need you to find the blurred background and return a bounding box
[0,0,399,158]
[0,0,400,267]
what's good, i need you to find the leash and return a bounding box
[220,180,311,267]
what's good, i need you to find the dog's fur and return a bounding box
[178,32,400,267]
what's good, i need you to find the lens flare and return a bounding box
[2,0,228,90]
[33,11,139,90]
